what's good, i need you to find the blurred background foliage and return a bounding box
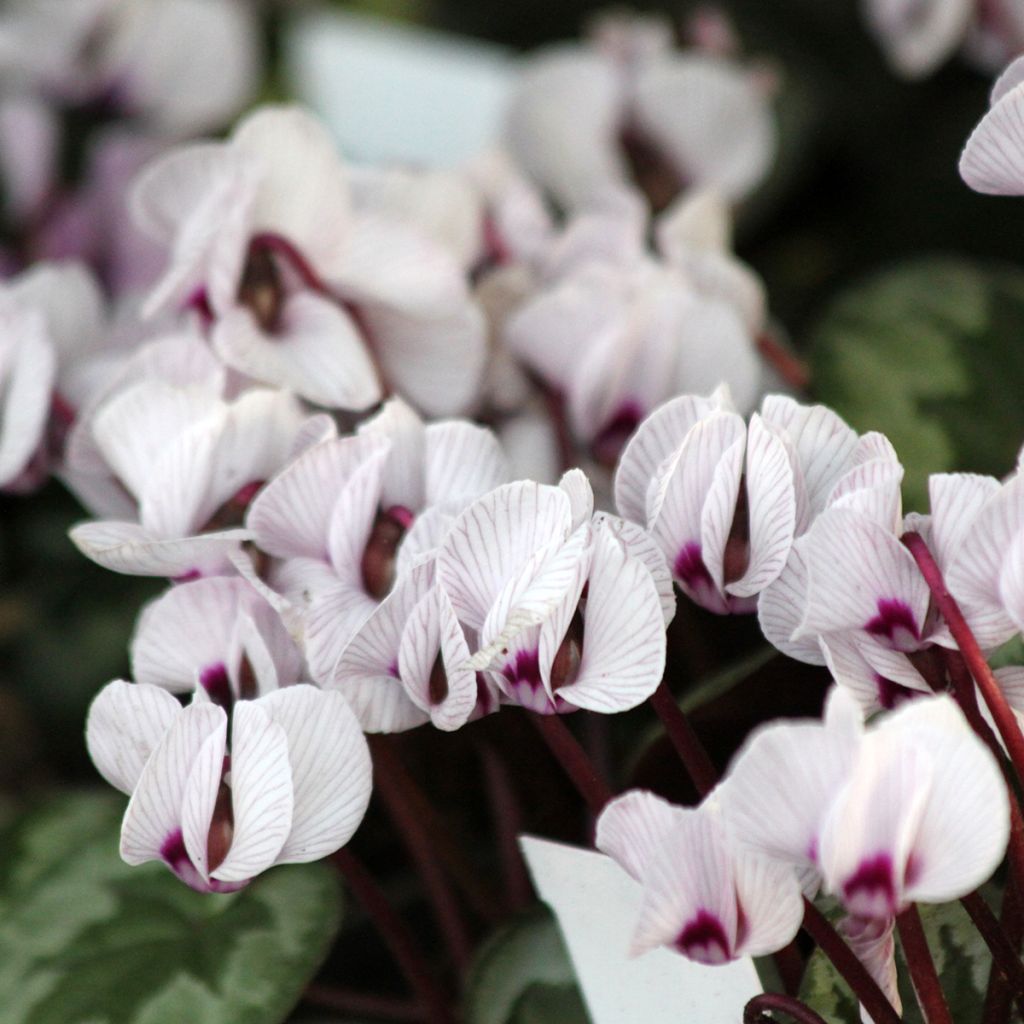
[2,1,1023,1021]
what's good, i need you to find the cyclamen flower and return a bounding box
[595,791,803,963]
[435,474,674,715]
[0,261,107,491]
[616,388,900,614]
[246,398,510,694]
[132,105,486,416]
[505,11,776,212]
[87,680,371,893]
[719,689,1009,920]
[503,195,764,461]
[0,0,261,135]
[70,380,309,578]
[130,576,303,705]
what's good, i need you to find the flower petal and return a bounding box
[424,420,510,507]
[595,789,686,883]
[757,539,826,664]
[961,79,1024,195]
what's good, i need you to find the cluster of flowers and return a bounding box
[4,6,1024,1019]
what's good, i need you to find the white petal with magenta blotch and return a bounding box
[86,681,182,795]
[596,790,686,883]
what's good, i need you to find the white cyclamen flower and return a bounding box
[86,680,372,893]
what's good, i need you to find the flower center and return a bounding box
[361,505,415,600]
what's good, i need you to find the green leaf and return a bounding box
[464,906,590,1024]
[811,258,1024,510]
[800,900,1001,1024]
[0,791,343,1024]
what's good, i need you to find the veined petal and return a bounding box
[260,686,372,863]
[993,56,1024,106]
[1000,531,1024,633]
[213,295,381,412]
[0,319,55,485]
[212,700,293,882]
[928,473,1001,572]
[825,458,904,533]
[757,540,826,664]
[120,702,226,866]
[961,79,1024,195]
[556,530,665,713]
[593,513,676,626]
[424,420,510,507]
[595,789,687,883]
[731,851,804,957]
[630,808,738,961]
[247,432,390,560]
[303,579,377,687]
[800,509,929,650]
[614,388,732,524]
[86,681,182,795]
[438,481,572,630]
[725,414,796,599]
[326,444,390,585]
[359,398,426,512]
[840,916,901,1019]
[180,723,229,884]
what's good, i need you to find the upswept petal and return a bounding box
[259,686,372,863]
[247,432,390,560]
[928,473,1001,572]
[0,314,55,486]
[212,295,381,411]
[86,681,182,795]
[438,481,572,630]
[555,529,665,713]
[398,586,479,731]
[395,504,460,578]
[758,540,826,664]
[120,702,227,865]
[731,851,804,957]
[961,78,1024,195]
[330,563,434,732]
[593,513,675,626]
[614,387,732,524]
[326,444,390,586]
[303,579,377,687]
[992,55,1024,106]
[595,789,686,883]
[211,700,293,882]
[359,399,426,511]
[866,0,972,78]
[424,421,510,507]
[799,509,929,650]
[1000,531,1024,633]
[724,414,796,599]
[631,54,775,201]
[825,458,904,532]
[180,723,229,883]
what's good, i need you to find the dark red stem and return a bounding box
[983,879,1024,1024]
[896,905,953,1024]
[649,679,718,798]
[543,388,577,474]
[960,891,1024,1007]
[903,531,1024,787]
[479,742,534,912]
[330,847,456,1024]
[800,901,902,1024]
[743,992,828,1024]
[530,711,613,814]
[756,331,810,392]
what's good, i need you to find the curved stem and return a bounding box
[756,331,810,391]
[649,680,718,798]
[903,531,1024,785]
[896,905,952,1024]
[960,891,1024,1001]
[743,992,827,1024]
[800,901,902,1024]
[530,711,613,814]
[982,879,1024,1024]
[330,847,456,1024]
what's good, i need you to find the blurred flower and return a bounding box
[87,680,371,893]
[960,55,1024,194]
[595,790,804,963]
[504,10,776,212]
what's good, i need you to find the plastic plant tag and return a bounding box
[520,835,763,1024]
[285,8,516,167]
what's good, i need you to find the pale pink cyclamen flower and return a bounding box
[246,398,510,710]
[595,790,804,964]
[773,471,1024,713]
[433,474,674,716]
[0,0,261,136]
[960,55,1024,194]
[503,192,764,462]
[69,378,310,578]
[0,261,108,491]
[86,679,371,893]
[132,105,487,416]
[504,10,776,213]
[615,388,899,614]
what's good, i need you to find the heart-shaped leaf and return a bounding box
[0,791,343,1024]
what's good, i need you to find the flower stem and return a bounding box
[330,847,456,1024]
[478,741,534,912]
[800,901,901,1024]
[982,881,1024,1024]
[649,679,718,798]
[896,905,953,1024]
[304,984,427,1021]
[756,331,810,391]
[743,992,827,1024]
[529,711,613,814]
[903,531,1024,786]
